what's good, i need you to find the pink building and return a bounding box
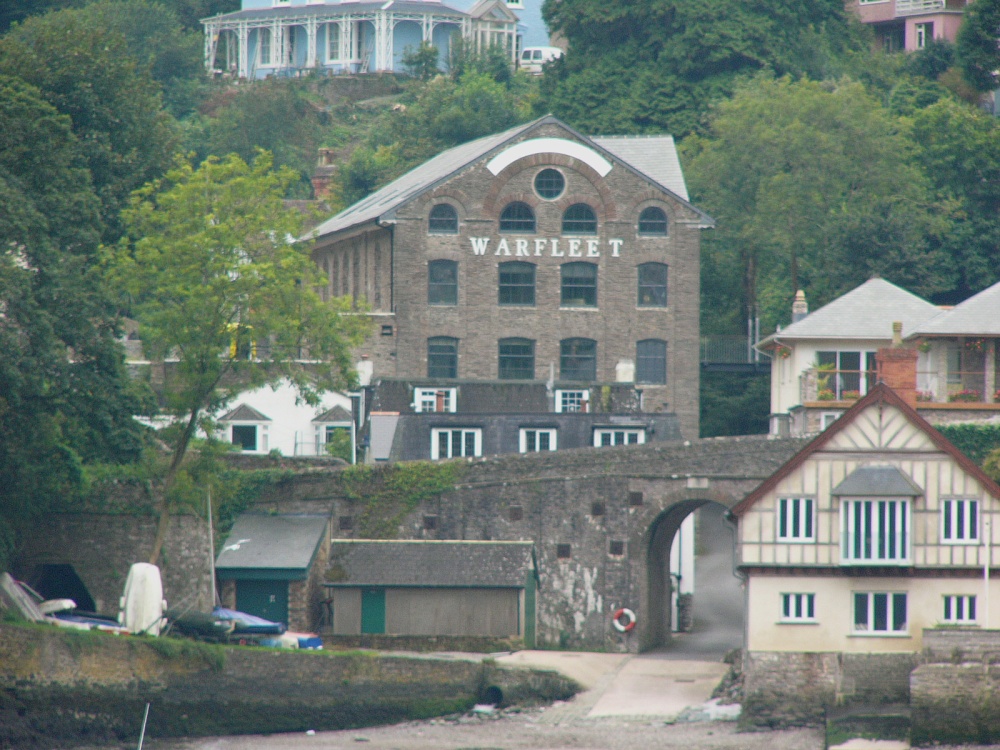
[847,0,968,52]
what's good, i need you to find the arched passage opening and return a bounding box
[28,564,96,613]
[644,500,743,654]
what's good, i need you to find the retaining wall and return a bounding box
[0,622,577,748]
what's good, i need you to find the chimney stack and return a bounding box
[792,290,808,323]
[876,321,917,409]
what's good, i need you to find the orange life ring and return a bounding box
[612,607,636,632]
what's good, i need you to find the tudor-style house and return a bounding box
[308,114,713,460]
[733,374,1000,697]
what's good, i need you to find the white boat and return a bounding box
[118,563,167,636]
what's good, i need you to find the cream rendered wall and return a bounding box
[747,574,1000,653]
[332,588,362,634]
[386,588,520,636]
[770,338,891,415]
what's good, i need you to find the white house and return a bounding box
[757,279,941,436]
[214,380,355,458]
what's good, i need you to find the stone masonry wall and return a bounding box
[741,651,917,729]
[0,622,576,747]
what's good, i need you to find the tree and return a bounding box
[540,0,868,137]
[957,0,1000,92]
[0,11,177,241]
[910,98,1000,302]
[107,152,370,563]
[0,76,148,568]
[402,42,441,81]
[684,75,954,333]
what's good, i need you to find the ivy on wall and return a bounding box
[337,461,464,538]
[937,424,1000,467]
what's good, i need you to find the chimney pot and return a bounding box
[792,290,808,323]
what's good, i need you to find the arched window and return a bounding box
[561,262,597,307]
[638,206,668,236]
[498,261,535,306]
[499,202,536,233]
[427,337,458,378]
[562,204,597,235]
[428,203,458,234]
[498,338,535,380]
[534,168,565,200]
[560,338,597,381]
[637,262,668,307]
[428,259,458,305]
[636,339,667,384]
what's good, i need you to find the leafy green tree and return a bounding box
[0,11,176,241]
[957,0,1000,92]
[446,37,514,86]
[910,98,1000,302]
[402,42,441,81]
[107,152,370,563]
[0,76,149,568]
[541,0,868,136]
[685,75,954,333]
[206,80,326,194]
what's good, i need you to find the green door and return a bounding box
[236,579,289,625]
[361,588,386,634]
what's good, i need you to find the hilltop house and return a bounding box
[201,0,523,78]
[846,0,969,52]
[733,378,1000,721]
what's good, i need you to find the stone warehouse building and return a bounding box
[309,115,713,456]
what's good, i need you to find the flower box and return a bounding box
[949,389,981,403]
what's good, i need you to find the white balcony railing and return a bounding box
[895,0,946,15]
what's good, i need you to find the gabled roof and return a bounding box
[218,403,271,422]
[325,540,536,588]
[911,279,1000,337]
[307,115,712,243]
[314,405,353,423]
[731,382,1000,516]
[216,514,329,574]
[205,1,468,24]
[759,279,940,346]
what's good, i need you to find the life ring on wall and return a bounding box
[612,607,636,633]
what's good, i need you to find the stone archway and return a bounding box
[642,500,743,654]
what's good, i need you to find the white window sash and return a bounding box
[841,499,910,564]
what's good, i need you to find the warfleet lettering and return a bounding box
[469,237,625,258]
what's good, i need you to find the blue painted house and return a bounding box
[202,0,546,78]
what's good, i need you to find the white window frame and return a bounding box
[430,428,482,459]
[915,22,932,49]
[820,412,841,430]
[840,498,910,565]
[555,389,589,413]
[520,428,557,453]
[325,23,341,63]
[413,387,457,413]
[941,498,979,544]
[257,28,273,67]
[943,594,977,624]
[853,591,907,635]
[229,423,269,453]
[593,428,646,447]
[777,497,815,542]
[780,593,816,623]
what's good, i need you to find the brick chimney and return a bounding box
[311,147,338,200]
[876,321,918,410]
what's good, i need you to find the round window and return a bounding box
[534,168,565,200]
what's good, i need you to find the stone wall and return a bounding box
[741,651,917,729]
[0,622,577,748]
[14,513,213,615]
[911,628,1000,746]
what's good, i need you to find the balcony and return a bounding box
[894,0,966,15]
[801,367,875,404]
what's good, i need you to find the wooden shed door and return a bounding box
[236,580,289,625]
[361,588,386,634]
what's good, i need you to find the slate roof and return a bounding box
[314,405,353,423]
[911,280,1000,337]
[326,540,536,588]
[218,404,271,422]
[759,278,940,344]
[591,135,688,201]
[205,1,467,23]
[831,465,924,497]
[216,514,329,572]
[307,115,711,243]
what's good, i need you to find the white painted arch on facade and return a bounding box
[486,138,614,177]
